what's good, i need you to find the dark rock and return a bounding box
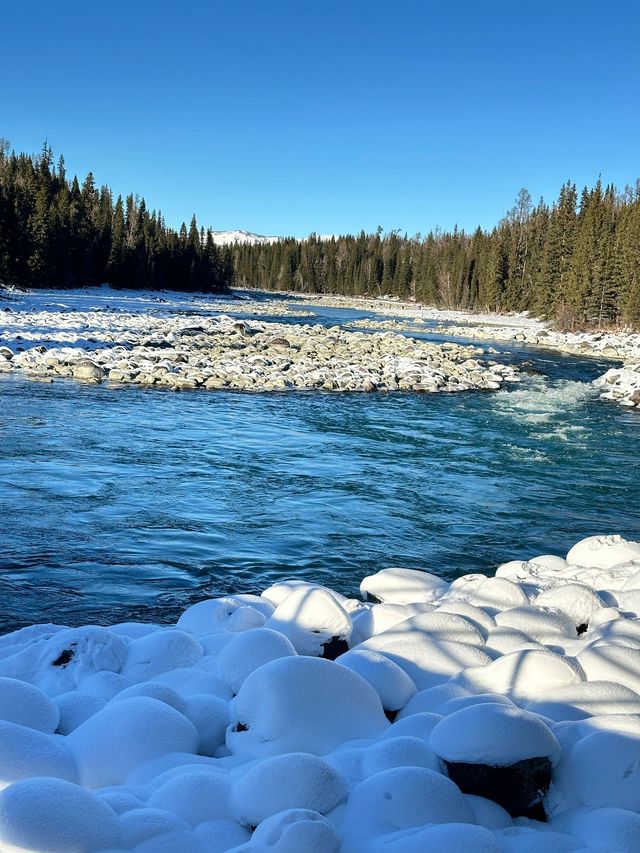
[384,709,399,723]
[321,636,349,661]
[577,622,589,635]
[365,592,382,604]
[52,647,75,667]
[233,721,249,732]
[444,756,552,819]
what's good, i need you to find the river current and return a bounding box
[1,289,638,632]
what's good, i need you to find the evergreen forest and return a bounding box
[233,183,640,328]
[1,142,639,328]
[0,142,233,293]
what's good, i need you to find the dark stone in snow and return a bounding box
[321,636,349,661]
[365,592,382,604]
[52,647,75,667]
[444,756,552,819]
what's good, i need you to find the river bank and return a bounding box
[1,534,640,852]
[281,291,640,362]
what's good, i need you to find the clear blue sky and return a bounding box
[2,0,638,237]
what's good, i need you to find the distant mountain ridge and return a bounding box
[208,230,339,246]
[208,230,281,246]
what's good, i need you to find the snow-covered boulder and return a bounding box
[177,598,266,636]
[566,535,640,570]
[231,753,348,827]
[227,656,388,757]
[0,676,59,732]
[266,587,352,658]
[335,649,417,714]
[0,721,78,790]
[67,697,199,787]
[0,777,121,852]
[360,567,448,605]
[216,628,297,694]
[430,703,560,816]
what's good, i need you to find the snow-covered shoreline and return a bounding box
[285,291,640,362]
[2,534,640,851]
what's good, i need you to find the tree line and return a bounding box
[232,182,640,328]
[1,142,638,328]
[0,142,233,293]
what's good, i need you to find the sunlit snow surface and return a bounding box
[0,536,640,850]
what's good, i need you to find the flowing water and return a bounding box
[1,289,638,632]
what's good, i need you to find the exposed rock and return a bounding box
[5,308,523,395]
[444,756,552,819]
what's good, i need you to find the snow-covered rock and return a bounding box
[227,656,388,757]
[230,753,348,826]
[360,567,448,605]
[0,778,121,852]
[0,534,640,851]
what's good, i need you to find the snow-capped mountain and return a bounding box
[208,230,281,246]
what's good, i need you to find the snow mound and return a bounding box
[494,605,577,642]
[434,600,495,638]
[227,656,388,757]
[372,822,503,852]
[360,567,448,605]
[67,697,199,787]
[231,753,348,826]
[335,649,417,711]
[466,577,529,614]
[177,598,266,636]
[182,693,229,755]
[0,626,128,696]
[344,766,473,835]
[245,808,342,852]
[360,736,440,775]
[356,633,492,690]
[567,535,640,570]
[350,602,433,644]
[430,703,560,765]
[551,806,640,853]
[560,729,640,810]
[454,648,583,700]
[385,610,487,646]
[266,587,352,657]
[119,807,191,847]
[54,691,106,734]
[525,680,640,721]
[121,630,203,680]
[216,628,297,694]
[147,769,231,824]
[534,584,604,629]
[0,721,78,790]
[0,676,60,732]
[0,777,121,852]
[577,643,640,693]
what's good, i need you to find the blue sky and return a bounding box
[2,0,638,237]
